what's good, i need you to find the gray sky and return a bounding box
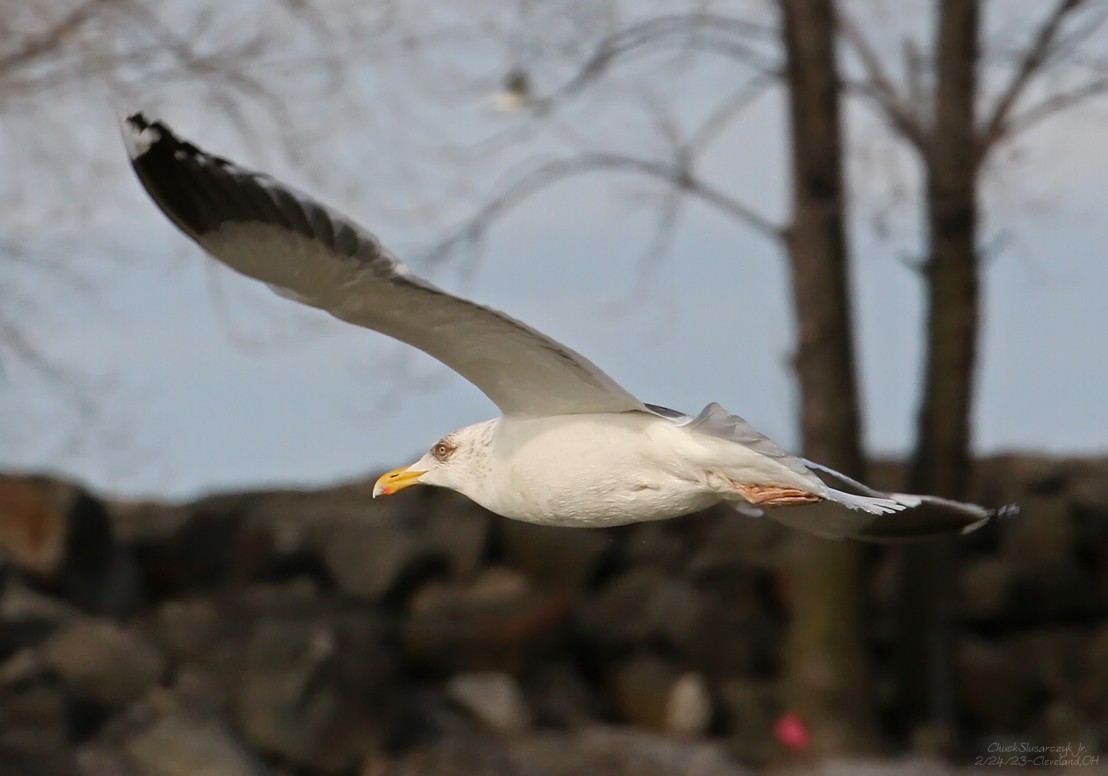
[3,1,1107,499]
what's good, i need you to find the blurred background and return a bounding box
[1,1,1107,774]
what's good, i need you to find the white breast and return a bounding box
[473,413,722,527]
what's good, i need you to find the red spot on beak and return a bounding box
[774,711,809,751]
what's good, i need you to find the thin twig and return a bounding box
[978,0,1089,151]
[838,9,928,151]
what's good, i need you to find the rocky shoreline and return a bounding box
[1,454,1105,774]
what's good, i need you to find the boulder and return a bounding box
[609,655,712,736]
[123,712,264,776]
[957,637,1040,731]
[497,520,615,591]
[959,556,1016,621]
[0,476,139,616]
[234,611,397,772]
[151,597,221,663]
[317,523,444,600]
[41,620,165,705]
[1001,496,1074,567]
[420,506,492,580]
[575,568,707,653]
[718,678,779,764]
[403,568,570,674]
[523,661,603,728]
[445,671,531,733]
[0,684,70,756]
[363,727,754,776]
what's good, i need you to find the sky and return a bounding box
[3,1,1107,500]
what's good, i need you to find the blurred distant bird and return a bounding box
[488,68,534,113]
[121,113,1016,541]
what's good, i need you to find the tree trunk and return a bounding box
[778,0,878,755]
[896,0,980,747]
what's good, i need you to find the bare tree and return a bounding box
[842,0,1108,743]
[778,0,878,755]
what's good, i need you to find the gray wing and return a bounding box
[646,401,821,517]
[121,113,644,417]
[682,402,823,483]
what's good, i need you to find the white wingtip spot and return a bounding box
[119,112,161,159]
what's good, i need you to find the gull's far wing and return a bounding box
[121,113,644,417]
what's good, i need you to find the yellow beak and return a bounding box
[373,466,425,498]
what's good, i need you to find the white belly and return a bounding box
[474,413,724,526]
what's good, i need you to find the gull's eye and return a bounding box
[432,441,454,460]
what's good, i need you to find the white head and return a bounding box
[372,421,494,502]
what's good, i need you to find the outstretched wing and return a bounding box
[121,113,644,417]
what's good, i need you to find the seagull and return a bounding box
[120,113,1015,541]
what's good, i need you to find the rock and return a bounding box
[41,620,165,705]
[623,520,692,571]
[497,520,614,591]
[718,678,779,764]
[610,655,712,736]
[668,672,715,737]
[524,662,603,728]
[959,556,1015,620]
[1088,624,1108,712]
[419,504,492,579]
[564,727,750,776]
[686,510,786,573]
[0,580,82,626]
[317,523,443,600]
[575,568,707,653]
[1009,558,1100,624]
[0,649,43,688]
[0,476,140,617]
[957,637,1039,730]
[1012,629,1089,700]
[403,568,570,674]
[76,744,141,776]
[0,750,80,776]
[0,684,69,755]
[234,612,397,772]
[364,727,754,776]
[152,597,221,663]
[1069,457,1108,508]
[1026,700,1101,758]
[977,454,1068,503]
[445,672,531,733]
[129,497,270,597]
[124,712,264,776]
[0,477,69,577]
[1001,496,1073,566]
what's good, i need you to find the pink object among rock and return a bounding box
[774,711,810,751]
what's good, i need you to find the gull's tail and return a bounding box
[754,459,1018,542]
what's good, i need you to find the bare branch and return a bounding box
[534,14,780,114]
[1001,75,1108,140]
[978,0,1089,152]
[686,72,776,155]
[838,9,928,152]
[0,0,103,75]
[425,152,782,268]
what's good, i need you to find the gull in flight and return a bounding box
[121,113,1015,541]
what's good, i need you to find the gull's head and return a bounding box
[373,423,493,500]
